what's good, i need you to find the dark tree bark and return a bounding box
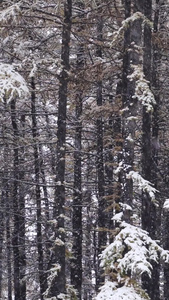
[83,193,93,300]
[0,186,5,299]
[95,10,107,291]
[31,77,47,300]
[121,0,133,220]
[158,1,169,299]
[71,66,83,300]
[48,1,72,298]
[6,191,12,300]
[141,0,153,233]
[18,114,26,300]
[121,0,142,222]
[141,1,160,298]
[163,207,169,300]
[10,98,27,300]
[110,81,123,236]
[71,2,84,299]
[2,112,12,300]
[104,94,114,240]
[10,99,21,300]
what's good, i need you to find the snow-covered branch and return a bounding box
[0,3,21,25]
[0,63,29,103]
[128,64,155,112]
[127,171,158,200]
[100,221,169,280]
[163,199,169,210]
[111,12,153,47]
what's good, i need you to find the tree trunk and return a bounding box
[121,0,132,220]
[19,114,26,300]
[141,1,160,298]
[2,122,12,300]
[141,0,153,233]
[48,1,72,297]
[0,187,5,299]
[71,2,84,299]
[31,76,47,300]
[158,1,169,299]
[121,0,142,222]
[4,179,12,300]
[95,11,107,291]
[6,195,12,300]
[10,99,21,300]
[83,193,93,300]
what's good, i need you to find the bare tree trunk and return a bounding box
[31,77,47,300]
[71,2,84,299]
[6,194,12,300]
[121,0,133,221]
[83,194,93,300]
[0,187,5,299]
[158,1,169,299]
[95,11,107,291]
[141,0,153,233]
[121,0,142,222]
[2,122,12,300]
[48,1,72,297]
[19,114,26,300]
[10,99,21,300]
[141,1,160,298]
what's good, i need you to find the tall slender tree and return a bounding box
[141,1,161,299]
[71,2,85,299]
[121,0,143,222]
[10,98,23,300]
[48,1,72,297]
[158,1,169,299]
[31,76,47,300]
[95,5,107,291]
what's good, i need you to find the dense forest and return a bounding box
[0,0,169,299]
